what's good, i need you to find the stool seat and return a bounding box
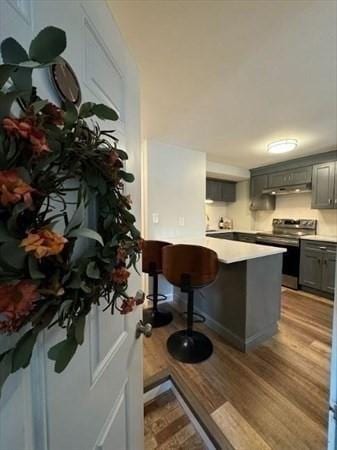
[162,244,219,363]
[142,240,173,328]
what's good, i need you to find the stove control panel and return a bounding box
[272,218,317,231]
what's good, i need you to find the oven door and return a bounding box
[256,235,300,289]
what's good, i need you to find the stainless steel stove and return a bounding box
[256,219,317,289]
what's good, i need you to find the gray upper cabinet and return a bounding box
[268,166,312,188]
[206,178,236,202]
[311,161,336,209]
[250,175,275,210]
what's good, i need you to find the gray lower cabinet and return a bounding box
[311,161,336,209]
[206,232,234,240]
[250,175,275,211]
[322,248,336,294]
[300,240,336,295]
[236,233,256,243]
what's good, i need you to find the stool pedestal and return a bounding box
[166,289,213,363]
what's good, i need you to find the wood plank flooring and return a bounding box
[144,389,206,449]
[143,289,333,450]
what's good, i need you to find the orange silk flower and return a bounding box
[111,267,130,285]
[0,169,35,208]
[2,117,50,156]
[21,229,68,259]
[0,280,39,333]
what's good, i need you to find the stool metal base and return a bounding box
[143,308,173,328]
[167,330,213,363]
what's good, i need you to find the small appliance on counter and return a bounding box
[218,217,233,230]
[256,218,317,289]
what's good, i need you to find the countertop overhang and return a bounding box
[167,236,286,264]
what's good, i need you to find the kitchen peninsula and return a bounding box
[171,237,286,351]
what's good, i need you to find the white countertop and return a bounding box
[301,235,337,244]
[168,236,286,264]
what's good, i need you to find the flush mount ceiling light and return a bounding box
[267,139,298,154]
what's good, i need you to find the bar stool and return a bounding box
[162,244,219,363]
[142,240,173,328]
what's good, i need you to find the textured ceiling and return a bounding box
[109,0,337,169]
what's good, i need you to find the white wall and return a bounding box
[254,193,337,235]
[144,140,206,240]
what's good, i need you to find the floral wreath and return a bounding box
[0,27,143,393]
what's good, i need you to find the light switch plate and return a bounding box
[152,213,160,224]
[178,216,185,226]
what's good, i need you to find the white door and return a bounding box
[0,2,144,450]
[328,264,337,450]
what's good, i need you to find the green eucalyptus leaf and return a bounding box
[12,330,38,372]
[0,64,14,89]
[29,27,66,63]
[0,90,27,120]
[86,261,100,279]
[78,102,95,119]
[75,315,86,345]
[28,255,45,280]
[68,227,104,246]
[31,99,49,114]
[119,170,135,183]
[92,104,119,121]
[64,202,84,234]
[10,67,32,99]
[48,337,78,373]
[0,240,26,270]
[0,223,13,243]
[63,101,78,127]
[1,37,28,64]
[0,350,13,395]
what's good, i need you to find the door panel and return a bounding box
[312,161,335,209]
[299,247,322,289]
[322,249,337,294]
[290,166,312,184]
[0,2,143,450]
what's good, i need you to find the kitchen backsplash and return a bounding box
[205,181,337,236]
[254,192,337,235]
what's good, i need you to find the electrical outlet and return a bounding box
[152,213,159,224]
[178,216,185,226]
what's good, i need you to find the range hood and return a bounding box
[262,183,312,195]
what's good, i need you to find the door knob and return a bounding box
[136,320,152,338]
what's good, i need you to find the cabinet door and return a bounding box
[206,179,220,201]
[322,248,336,294]
[250,175,268,197]
[221,182,236,202]
[300,246,323,289]
[268,171,290,187]
[312,162,335,209]
[290,166,312,185]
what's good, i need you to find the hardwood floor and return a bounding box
[143,289,333,450]
[144,390,206,449]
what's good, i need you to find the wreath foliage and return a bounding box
[0,27,142,393]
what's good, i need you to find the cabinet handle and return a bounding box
[328,198,332,205]
[319,246,327,250]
